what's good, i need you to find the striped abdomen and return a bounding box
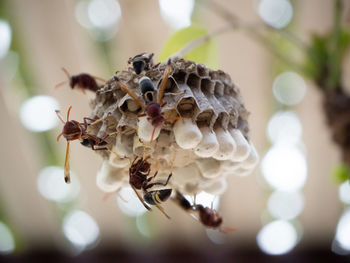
[144,189,172,205]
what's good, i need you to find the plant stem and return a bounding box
[196,0,308,72]
[173,23,258,58]
[327,0,343,89]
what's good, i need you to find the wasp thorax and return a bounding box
[91,56,258,196]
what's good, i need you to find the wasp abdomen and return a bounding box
[144,189,172,205]
[139,77,156,102]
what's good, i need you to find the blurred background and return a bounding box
[1,0,350,262]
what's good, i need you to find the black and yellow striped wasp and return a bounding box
[128,155,173,219]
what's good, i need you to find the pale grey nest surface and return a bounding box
[87,57,258,195]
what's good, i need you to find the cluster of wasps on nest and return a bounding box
[55,53,235,233]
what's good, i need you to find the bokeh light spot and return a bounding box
[63,210,100,249]
[261,145,307,191]
[267,191,304,220]
[272,72,306,106]
[257,220,298,255]
[88,0,122,29]
[37,166,80,203]
[0,222,15,255]
[158,0,194,30]
[117,187,147,217]
[258,0,293,29]
[136,215,153,238]
[75,1,93,29]
[267,111,302,146]
[0,20,12,60]
[335,209,350,251]
[339,181,350,205]
[20,95,60,132]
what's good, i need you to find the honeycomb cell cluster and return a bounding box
[88,57,259,196]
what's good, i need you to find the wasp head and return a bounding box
[62,121,83,141]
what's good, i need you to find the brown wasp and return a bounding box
[55,67,105,93]
[56,106,112,183]
[173,191,236,233]
[115,59,182,142]
[128,52,154,75]
[129,156,173,219]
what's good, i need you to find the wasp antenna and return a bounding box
[219,226,237,233]
[61,67,71,79]
[115,79,146,110]
[149,53,154,61]
[55,110,66,124]
[56,132,63,142]
[157,63,171,104]
[67,106,72,121]
[55,80,68,89]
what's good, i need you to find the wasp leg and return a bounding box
[144,173,172,190]
[131,185,152,211]
[155,204,171,219]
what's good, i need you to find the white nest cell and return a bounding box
[173,118,203,149]
[96,161,127,192]
[196,158,222,179]
[137,117,161,142]
[213,127,237,161]
[195,126,219,158]
[114,133,133,157]
[202,179,227,196]
[239,143,259,169]
[229,129,250,162]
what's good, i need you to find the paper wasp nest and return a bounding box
[89,57,258,195]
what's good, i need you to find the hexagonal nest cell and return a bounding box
[87,56,258,196]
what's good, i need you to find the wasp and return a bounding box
[56,106,112,183]
[173,191,236,233]
[129,156,173,219]
[128,52,154,74]
[55,67,105,93]
[114,59,182,142]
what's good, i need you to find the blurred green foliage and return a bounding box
[332,163,350,184]
[304,30,350,89]
[160,25,218,69]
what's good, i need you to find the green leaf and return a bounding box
[332,163,350,184]
[338,29,350,58]
[303,35,329,80]
[160,25,218,69]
